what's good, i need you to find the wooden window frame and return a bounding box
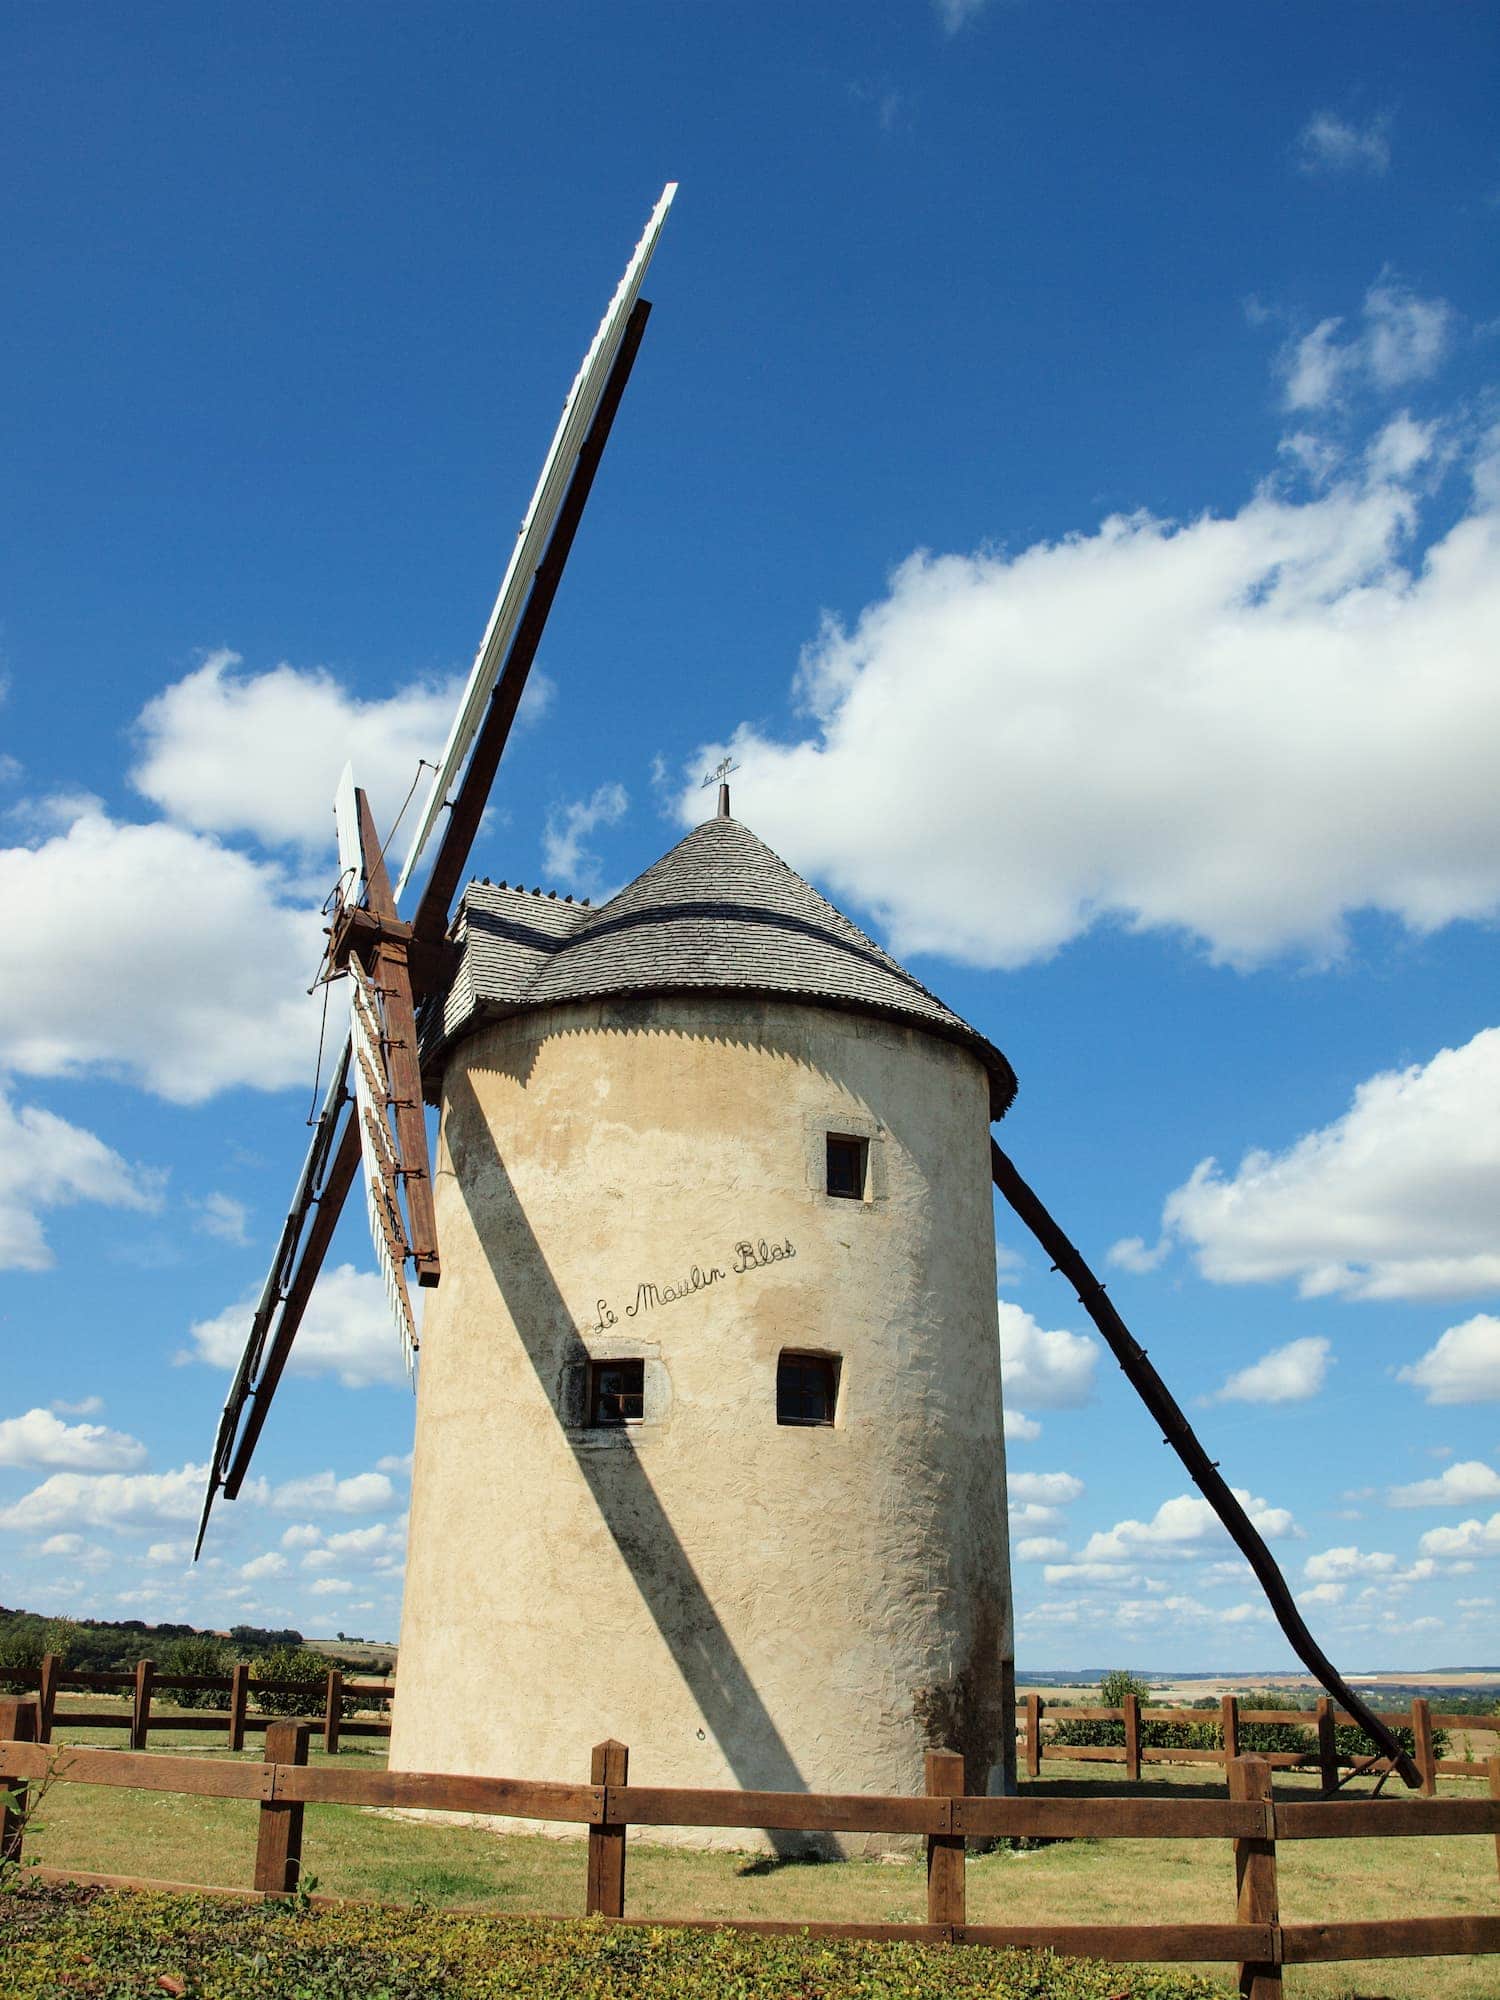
[587,1357,645,1427]
[776,1350,840,1428]
[825,1133,869,1201]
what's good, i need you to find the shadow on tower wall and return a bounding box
[445,1069,810,1855]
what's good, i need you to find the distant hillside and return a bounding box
[0,1603,305,1676]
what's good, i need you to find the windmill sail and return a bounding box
[393,181,677,906]
[348,956,419,1376]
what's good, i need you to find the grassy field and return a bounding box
[10,1701,1499,1999]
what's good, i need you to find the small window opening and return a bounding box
[588,1358,644,1426]
[777,1351,840,1427]
[826,1133,868,1200]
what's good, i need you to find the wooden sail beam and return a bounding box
[411,296,652,945]
[990,1139,1420,1790]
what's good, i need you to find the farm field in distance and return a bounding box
[6,1697,1499,1999]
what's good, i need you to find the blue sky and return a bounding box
[2,1,1498,1672]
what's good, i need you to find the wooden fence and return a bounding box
[4,1654,393,1756]
[1019,1691,1499,1793]
[2,1695,1497,1993]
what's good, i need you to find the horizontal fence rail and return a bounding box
[2,1696,1498,1992]
[1017,1691,1499,1793]
[1,1654,394,1756]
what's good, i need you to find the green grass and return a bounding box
[10,1702,1499,1998]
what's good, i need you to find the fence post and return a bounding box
[1488,1756,1500,1888]
[323,1669,343,1756]
[1315,1695,1337,1792]
[0,1695,38,1867]
[586,1739,628,1918]
[997,1656,1018,1794]
[228,1662,249,1753]
[1229,1754,1281,1999]
[1411,1697,1437,1796]
[1124,1691,1142,1783]
[925,1747,965,1937]
[131,1659,154,1752]
[1221,1693,1240,1785]
[37,1654,61,1746]
[254,1719,310,1893]
[1025,1692,1042,1780]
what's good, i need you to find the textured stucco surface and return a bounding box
[390,992,1013,1850]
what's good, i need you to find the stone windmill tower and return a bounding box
[196,186,1420,1798]
[388,784,1019,1816]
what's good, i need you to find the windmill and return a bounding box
[196,182,1418,1799]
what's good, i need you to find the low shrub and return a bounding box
[158,1634,232,1710]
[0,1884,1222,1999]
[250,1645,357,1720]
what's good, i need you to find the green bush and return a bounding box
[0,1617,74,1694]
[250,1645,355,1719]
[159,1634,232,1710]
[0,1884,1222,1999]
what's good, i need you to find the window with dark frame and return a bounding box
[588,1358,645,1426]
[776,1351,840,1427]
[825,1133,868,1200]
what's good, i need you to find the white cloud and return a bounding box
[144,1541,186,1565]
[1398,1315,1500,1403]
[1304,1545,1398,1581]
[184,1264,416,1389]
[1106,1234,1170,1275]
[241,1552,287,1580]
[997,1304,1097,1408]
[0,801,322,1102]
[1295,110,1391,177]
[1015,1536,1069,1562]
[678,416,1500,972]
[375,1452,413,1477]
[130,652,466,854]
[1283,280,1452,412]
[1042,1562,1141,1588]
[1299,1581,1345,1605]
[1388,1461,1500,1508]
[934,0,988,31]
[1418,1514,1500,1559]
[194,1193,249,1246]
[1010,1502,1061,1530]
[50,1396,102,1417]
[1003,1409,1041,1442]
[0,1407,147,1471]
[39,1533,83,1556]
[0,1462,213,1532]
[280,1523,323,1549]
[0,1087,164,1270]
[1009,1471,1084,1506]
[1213,1336,1332,1405]
[541,781,628,901]
[269,1470,396,1515]
[1160,1031,1500,1302]
[1081,1489,1297,1563]
[310,1577,353,1596]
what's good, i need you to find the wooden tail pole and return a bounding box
[131,1659,154,1752]
[1026,1692,1043,1780]
[254,1720,310,1893]
[586,1739,628,1918]
[1315,1697,1338,1793]
[991,1139,1420,1789]
[1412,1698,1437,1797]
[1229,1754,1281,1999]
[925,1748,965,1935]
[229,1662,249,1753]
[1124,1692,1142,1783]
[1221,1693,1240,1776]
[323,1670,343,1756]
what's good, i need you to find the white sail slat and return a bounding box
[347,959,419,1377]
[393,182,677,904]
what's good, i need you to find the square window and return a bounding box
[588,1358,644,1426]
[777,1351,840,1427]
[826,1133,868,1200]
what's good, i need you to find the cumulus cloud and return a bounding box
[677,415,1500,971]
[1015,1535,1069,1562]
[0,801,322,1102]
[269,1470,396,1515]
[1004,1409,1041,1442]
[1081,1490,1297,1563]
[310,1577,353,1596]
[183,1264,417,1389]
[0,1462,215,1532]
[1388,1461,1500,1508]
[0,1407,147,1471]
[241,1552,287,1580]
[1213,1336,1332,1404]
[997,1304,1097,1408]
[1009,1471,1084,1505]
[1157,1031,1500,1301]
[1282,280,1452,411]
[131,652,469,854]
[1295,110,1391,177]
[1418,1514,1500,1559]
[1304,1545,1398,1581]
[0,1087,164,1270]
[193,1193,249,1246]
[1398,1315,1500,1403]
[541,781,628,901]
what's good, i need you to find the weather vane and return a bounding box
[700,756,739,789]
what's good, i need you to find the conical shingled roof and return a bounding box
[427,813,1017,1118]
